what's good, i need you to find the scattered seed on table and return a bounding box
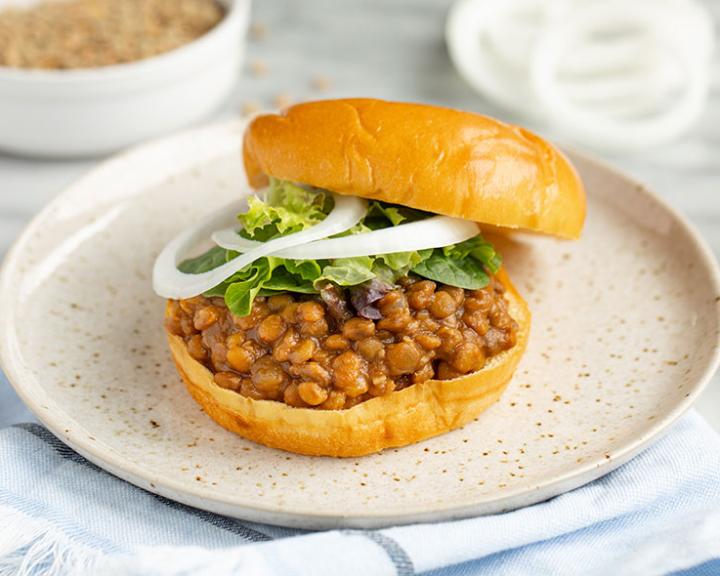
[273,93,294,109]
[311,75,331,91]
[249,59,268,76]
[241,101,261,117]
[249,22,267,41]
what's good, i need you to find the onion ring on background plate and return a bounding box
[530,2,711,150]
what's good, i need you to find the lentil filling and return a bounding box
[166,274,518,410]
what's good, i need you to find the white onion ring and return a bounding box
[560,63,681,107]
[483,0,544,71]
[212,215,480,259]
[446,0,539,117]
[446,0,714,149]
[530,2,710,150]
[153,194,367,299]
[556,34,659,77]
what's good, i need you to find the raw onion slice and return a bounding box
[446,0,714,150]
[212,215,480,259]
[153,194,367,299]
[446,0,539,117]
[530,2,710,150]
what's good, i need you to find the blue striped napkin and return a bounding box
[1,410,719,575]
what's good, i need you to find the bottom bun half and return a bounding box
[166,270,530,457]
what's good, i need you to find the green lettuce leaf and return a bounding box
[202,254,260,298]
[315,256,376,287]
[177,246,235,274]
[283,259,323,282]
[238,178,332,240]
[370,250,432,283]
[442,236,502,273]
[410,236,501,289]
[222,259,273,316]
[362,201,429,230]
[263,267,317,294]
[211,257,319,316]
[377,250,430,270]
[367,202,405,226]
[411,252,490,289]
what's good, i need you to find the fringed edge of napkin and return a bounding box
[0,506,104,576]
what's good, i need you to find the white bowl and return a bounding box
[0,0,250,158]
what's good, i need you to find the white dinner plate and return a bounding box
[1,120,718,529]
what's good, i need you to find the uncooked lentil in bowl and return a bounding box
[0,0,225,69]
[165,274,519,410]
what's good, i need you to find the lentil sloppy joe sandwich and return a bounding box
[153,98,586,457]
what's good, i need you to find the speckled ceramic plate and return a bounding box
[1,121,719,529]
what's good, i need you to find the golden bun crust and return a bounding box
[166,270,530,458]
[243,98,586,239]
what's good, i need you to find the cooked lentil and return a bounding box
[0,0,224,69]
[166,275,518,410]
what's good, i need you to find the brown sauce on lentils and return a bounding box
[165,275,518,410]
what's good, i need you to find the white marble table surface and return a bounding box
[1,0,719,431]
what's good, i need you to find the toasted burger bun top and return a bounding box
[243,98,586,239]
